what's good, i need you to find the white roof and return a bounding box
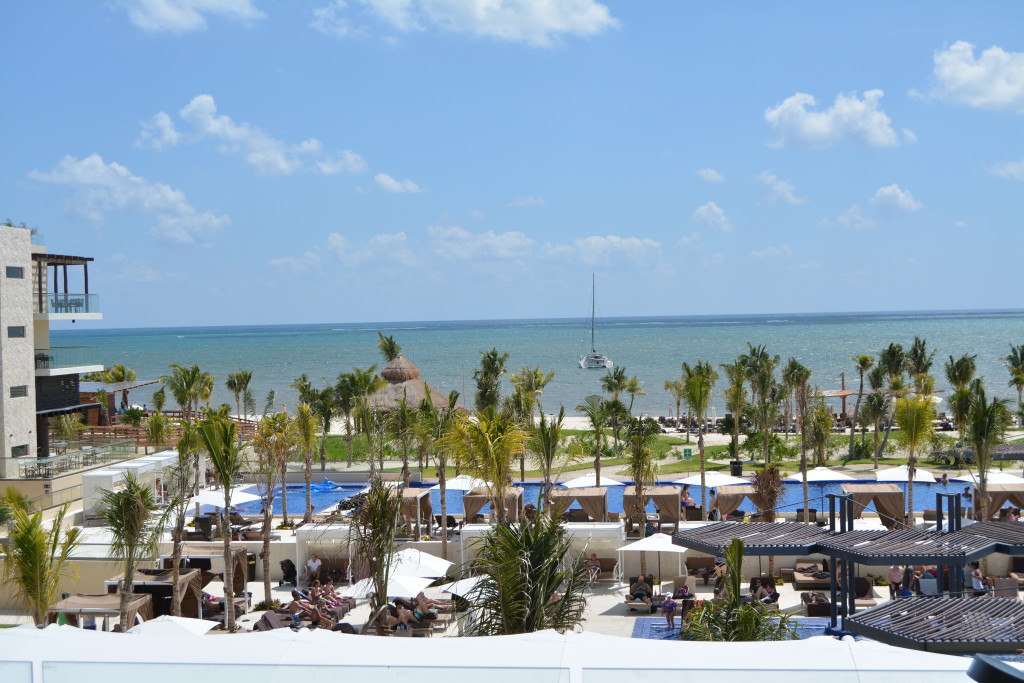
[784,467,858,483]
[559,473,623,488]
[874,465,936,483]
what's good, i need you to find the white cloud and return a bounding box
[136,112,181,150]
[311,0,618,46]
[835,205,875,230]
[270,251,322,273]
[317,150,368,175]
[118,0,265,34]
[28,154,229,245]
[691,201,732,232]
[696,168,725,183]
[793,260,821,271]
[550,235,662,268]
[677,231,702,248]
[757,171,808,205]
[764,90,904,148]
[469,209,485,220]
[869,183,923,216]
[749,244,793,259]
[506,194,546,207]
[928,41,1024,113]
[428,225,533,260]
[954,221,968,228]
[989,159,1024,180]
[902,128,918,144]
[374,173,423,193]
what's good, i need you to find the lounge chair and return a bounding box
[623,575,660,613]
[793,558,830,589]
[686,556,717,584]
[1008,557,1024,588]
[579,556,617,582]
[992,577,1018,599]
[854,576,877,608]
[229,512,258,528]
[685,507,704,522]
[801,591,831,617]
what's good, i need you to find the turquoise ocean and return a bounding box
[52,310,1023,417]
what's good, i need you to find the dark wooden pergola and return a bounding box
[844,597,1024,654]
[671,521,832,557]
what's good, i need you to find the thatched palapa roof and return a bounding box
[368,355,458,411]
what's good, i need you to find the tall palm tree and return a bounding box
[664,379,686,433]
[945,353,978,455]
[308,385,337,473]
[509,366,555,479]
[198,418,246,631]
[625,416,660,576]
[530,407,576,514]
[781,358,805,441]
[679,362,697,442]
[875,344,906,462]
[685,360,718,519]
[786,362,812,520]
[254,411,295,601]
[335,373,358,468]
[145,411,170,453]
[807,397,833,468]
[744,345,782,465]
[347,365,385,475]
[295,403,318,523]
[474,347,510,411]
[152,387,166,413]
[160,363,215,424]
[0,493,81,626]
[1002,344,1024,426]
[163,450,195,616]
[966,381,1011,521]
[601,366,628,401]
[376,331,401,362]
[895,395,935,526]
[352,478,402,635]
[442,407,526,523]
[906,336,936,393]
[624,376,646,414]
[720,360,747,459]
[99,472,169,631]
[388,392,417,487]
[415,388,460,559]
[848,355,875,460]
[576,395,608,486]
[225,369,254,421]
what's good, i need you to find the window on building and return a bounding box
[7,325,25,338]
[5,265,24,278]
[9,385,28,398]
[11,444,29,457]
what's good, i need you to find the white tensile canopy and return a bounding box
[616,532,689,580]
[389,548,453,578]
[0,625,976,682]
[952,470,1024,485]
[437,575,483,598]
[340,575,433,599]
[559,473,624,488]
[189,486,261,507]
[127,615,216,637]
[430,475,488,491]
[874,466,936,483]
[673,471,748,487]
[784,467,858,482]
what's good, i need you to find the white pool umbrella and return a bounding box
[951,470,1024,485]
[672,471,748,487]
[438,576,483,597]
[128,615,216,636]
[390,548,453,578]
[559,473,624,488]
[874,466,936,483]
[430,475,488,491]
[784,467,857,483]
[189,486,261,507]
[616,533,688,582]
[341,575,433,599]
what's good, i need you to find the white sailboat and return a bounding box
[579,275,613,369]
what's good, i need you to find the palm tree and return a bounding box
[895,395,935,525]
[781,358,805,441]
[335,373,358,468]
[601,366,628,401]
[720,360,747,459]
[152,387,167,413]
[945,353,978,458]
[442,407,526,523]
[99,473,168,631]
[352,478,402,635]
[906,336,936,393]
[685,360,718,519]
[603,398,630,456]
[529,407,577,513]
[376,331,401,362]
[624,416,660,575]
[786,362,812,520]
[509,366,555,429]
[160,364,215,425]
[680,362,697,442]
[875,344,906,462]
[225,369,254,421]
[744,345,782,465]
[295,403,318,523]
[474,347,509,411]
[664,379,686,434]
[624,376,646,414]
[0,492,81,626]
[163,450,196,616]
[416,388,460,559]
[103,363,137,409]
[308,385,337,473]
[848,355,875,460]
[966,381,1011,521]
[388,392,417,487]
[198,418,246,631]
[752,465,784,575]
[145,411,170,453]
[347,366,384,475]
[253,411,294,602]
[576,395,608,486]
[1002,344,1024,426]
[807,397,833,468]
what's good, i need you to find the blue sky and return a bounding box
[3,1,1022,329]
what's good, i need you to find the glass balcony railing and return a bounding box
[34,346,100,370]
[34,292,100,315]
[0,439,136,481]
[30,230,45,246]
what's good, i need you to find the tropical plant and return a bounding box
[99,472,169,631]
[1003,344,1024,426]
[786,361,812,520]
[509,365,555,430]
[443,407,526,523]
[198,418,246,631]
[152,387,166,413]
[965,381,1011,521]
[346,366,385,474]
[145,411,170,452]
[682,539,796,642]
[906,336,936,393]
[576,395,608,486]
[121,406,145,427]
[720,360,747,459]
[743,345,782,465]
[474,347,509,411]
[806,397,834,468]
[624,376,646,413]
[945,353,978,459]
[294,403,318,523]
[529,407,578,513]
[895,395,935,525]
[624,416,660,575]
[376,331,401,362]
[387,392,417,486]
[164,451,196,616]
[352,478,402,635]
[416,388,460,559]
[685,360,718,518]
[225,369,255,421]
[160,363,214,424]
[335,373,358,468]
[0,492,81,626]
[464,513,589,636]
[848,355,875,460]
[752,465,784,576]
[52,412,85,441]
[253,411,293,601]
[875,343,906,462]
[600,366,628,401]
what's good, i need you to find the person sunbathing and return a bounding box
[414,591,451,612]
[285,591,336,628]
[585,553,602,584]
[626,578,653,604]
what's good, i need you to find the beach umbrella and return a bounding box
[783,467,857,483]
[128,615,216,637]
[389,548,453,578]
[559,473,624,488]
[437,576,483,598]
[616,533,688,582]
[672,471,748,487]
[341,575,433,599]
[874,466,936,483]
[951,470,1024,485]
[189,486,261,507]
[430,475,487,491]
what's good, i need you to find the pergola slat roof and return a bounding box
[671,522,832,556]
[844,597,1024,654]
[814,528,995,564]
[944,521,1024,556]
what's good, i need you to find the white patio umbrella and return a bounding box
[437,575,483,598]
[952,470,1024,485]
[430,475,487,491]
[127,615,217,637]
[616,533,689,583]
[340,575,433,599]
[874,465,936,483]
[389,548,453,578]
[672,471,748,487]
[189,486,261,507]
[559,473,624,488]
[783,467,858,482]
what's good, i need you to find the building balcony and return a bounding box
[33,292,101,320]
[34,346,103,376]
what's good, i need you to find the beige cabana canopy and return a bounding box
[401,488,433,537]
[550,486,608,522]
[104,568,203,619]
[49,593,153,628]
[623,486,682,524]
[463,486,524,522]
[709,485,758,519]
[979,484,1024,518]
[840,483,905,526]
[165,542,248,596]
